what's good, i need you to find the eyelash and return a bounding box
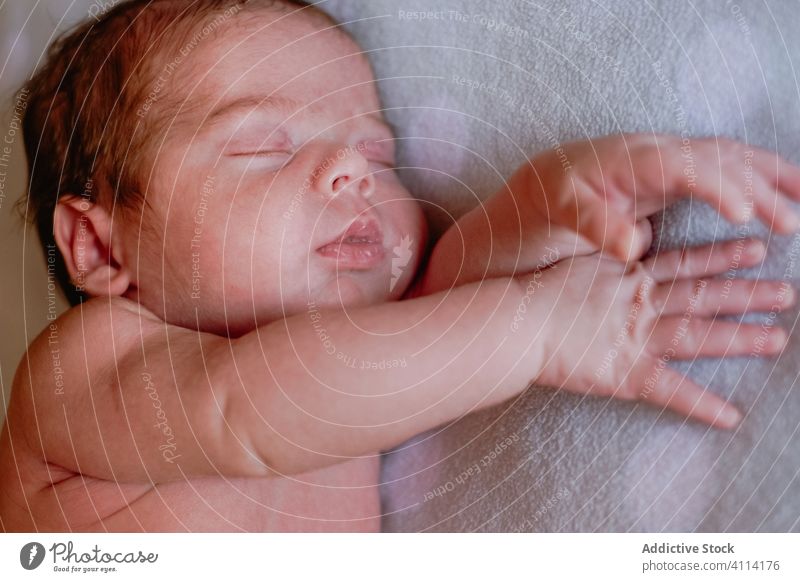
[231,147,394,169]
[238,150,291,158]
[230,151,293,170]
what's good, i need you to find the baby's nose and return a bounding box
[330,174,375,198]
[316,147,375,200]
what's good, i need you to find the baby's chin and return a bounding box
[309,273,396,311]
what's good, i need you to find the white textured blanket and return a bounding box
[324,0,800,531]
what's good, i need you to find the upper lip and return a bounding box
[316,217,384,249]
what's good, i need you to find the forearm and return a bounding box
[420,162,589,294]
[224,276,545,475]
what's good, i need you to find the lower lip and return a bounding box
[316,241,386,269]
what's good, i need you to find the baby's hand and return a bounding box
[528,238,792,428]
[527,134,800,261]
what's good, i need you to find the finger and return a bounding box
[757,151,800,202]
[688,139,792,227]
[696,173,752,225]
[653,279,795,317]
[688,138,759,225]
[635,361,742,429]
[566,178,640,262]
[626,219,654,262]
[651,317,788,359]
[609,223,641,262]
[644,238,765,282]
[751,175,800,234]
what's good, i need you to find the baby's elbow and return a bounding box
[189,386,276,478]
[215,395,335,476]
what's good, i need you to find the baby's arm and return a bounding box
[10,280,546,483]
[420,134,800,294]
[10,238,790,486]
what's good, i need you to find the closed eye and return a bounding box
[359,140,396,169]
[368,159,396,171]
[229,150,293,169]
[230,150,292,158]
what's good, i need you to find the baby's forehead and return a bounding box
[206,7,365,74]
[153,10,380,137]
[168,11,378,121]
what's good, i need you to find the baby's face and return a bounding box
[127,9,426,335]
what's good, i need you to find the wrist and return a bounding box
[510,269,556,387]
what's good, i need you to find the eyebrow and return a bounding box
[202,95,302,128]
[201,93,396,137]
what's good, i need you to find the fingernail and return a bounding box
[735,206,751,224]
[769,328,788,352]
[721,406,742,428]
[786,286,797,306]
[617,230,636,261]
[786,213,800,232]
[744,240,766,260]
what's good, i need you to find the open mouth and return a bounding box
[316,219,386,269]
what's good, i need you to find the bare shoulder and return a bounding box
[4,294,234,482]
[5,298,171,467]
[17,297,159,392]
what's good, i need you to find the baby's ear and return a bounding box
[53,195,131,297]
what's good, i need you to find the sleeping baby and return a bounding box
[2,0,799,531]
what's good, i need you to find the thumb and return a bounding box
[605,218,652,263]
[620,219,654,263]
[560,188,649,261]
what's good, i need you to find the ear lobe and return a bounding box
[53,195,131,297]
